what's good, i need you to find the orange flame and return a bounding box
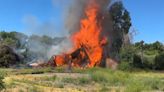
[54,55,66,66]
[53,0,107,68]
[71,0,106,67]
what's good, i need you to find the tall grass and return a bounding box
[89,68,130,85]
[62,77,91,85]
[0,70,5,90]
[87,67,164,91]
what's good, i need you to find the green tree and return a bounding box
[0,31,20,47]
[152,41,164,53]
[133,54,142,68]
[109,1,132,55]
[120,45,135,63]
[155,52,164,70]
[2,38,16,46]
[0,45,20,67]
[134,41,164,70]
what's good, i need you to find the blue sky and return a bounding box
[0,0,163,43]
[0,0,53,31]
[123,0,164,43]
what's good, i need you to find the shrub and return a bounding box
[0,45,20,67]
[142,55,155,69]
[133,54,143,68]
[155,53,164,70]
[119,45,135,64]
[118,61,132,71]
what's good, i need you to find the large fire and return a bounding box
[71,1,106,67]
[52,0,107,68]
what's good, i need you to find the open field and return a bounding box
[0,67,164,92]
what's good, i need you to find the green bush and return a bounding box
[142,55,155,69]
[0,45,20,67]
[119,45,135,64]
[119,45,137,70]
[155,53,164,70]
[118,61,132,71]
[133,54,143,68]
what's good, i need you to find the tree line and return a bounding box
[119,41,164,70]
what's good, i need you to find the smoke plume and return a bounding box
[20,0,115,63]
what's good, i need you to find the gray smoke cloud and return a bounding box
[65,0,112,34]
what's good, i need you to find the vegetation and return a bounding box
[0,70,5,90]
[109,1,164,71]
[0,31,163,72]
[1,68,164,92]
[109,1,132,57]
[118,41,164,71]
[0,45,20,67]
[155,52,164,70]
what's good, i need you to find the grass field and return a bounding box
[0,67,164,92]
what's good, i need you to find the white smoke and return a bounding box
[20,0,74,61]
[47,38,73,58]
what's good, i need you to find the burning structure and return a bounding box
[44,0,113,68]
[29,0,130,69]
